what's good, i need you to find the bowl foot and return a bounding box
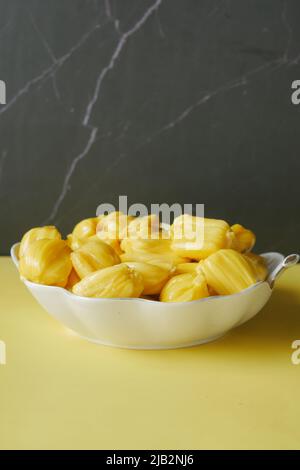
[77,333,226,350]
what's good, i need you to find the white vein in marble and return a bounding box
[45,0,162,222]
[0,20,106,115]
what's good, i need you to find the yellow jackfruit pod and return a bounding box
[160,271,209,302]
[71,238,120,279]
[72,264,144,298]
[19,239,72,287]
[66,234,86,251]
[244,253,268,282]
[120,251,187,270]
[127,214,160,239]
[68,233,123,256]
[120,237,173,256]
[174,262,200,275]
[66,269,81,290]
[72,217,99,240]
[171,215,232,260]
[200,249,258,296]
[91,234,123,255]
[96,212,135,240]
[19,226,61,258]
[122,262,171,295]
[105,239,123,255]
[230,224,256,253]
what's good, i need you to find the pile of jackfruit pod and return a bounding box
[18,213,268,302]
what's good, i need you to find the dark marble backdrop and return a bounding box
[0,0,300,255]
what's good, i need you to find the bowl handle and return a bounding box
[267,253,299,288]
[10,243,20,268]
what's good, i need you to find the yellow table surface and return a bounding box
[0,257,300,450]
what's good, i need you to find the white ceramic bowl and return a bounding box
[10,244,298,349]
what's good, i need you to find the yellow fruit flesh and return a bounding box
[120,251,186,271]
[174,262,200,275]
[72,264,144,298]
[19,239,72,287]
[17,216,263,302]
[96,212,135,240]
[122,262,170,295]
[66,269,81,290]
[121,237,173,255]
[72,217,99,240]
[127,214,160,239]
[71,238,120,279]
[160,271,209,302]
[67,234,85,251]
[244,252,268,282]
[19,226,61,258]
[96,237,122,255]
[200,249,258,295]
[231,224,256,253]
[171,215,232,260]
